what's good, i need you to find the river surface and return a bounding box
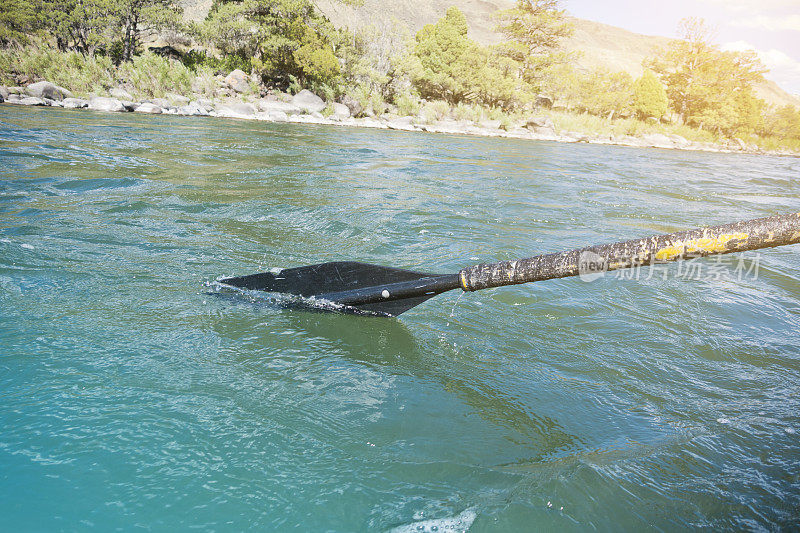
[1,105,799,531]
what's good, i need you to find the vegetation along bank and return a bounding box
[1,0,799,156]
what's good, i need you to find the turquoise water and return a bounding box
[1,105,799,531]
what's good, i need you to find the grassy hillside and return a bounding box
[177,0,799,108]
[315,0,800,109]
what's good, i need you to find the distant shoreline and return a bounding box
[2,92,797,159]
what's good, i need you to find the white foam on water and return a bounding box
[785,427,795,434]
[20,243,34,250]
[717,418,730,424]
[387,508,477,533]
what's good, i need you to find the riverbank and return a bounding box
[2,80,798,157]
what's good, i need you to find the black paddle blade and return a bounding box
[220,261,461,317]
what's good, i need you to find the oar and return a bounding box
[221,213,800,317]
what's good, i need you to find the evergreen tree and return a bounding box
[0,0,39,45]
[633,69,668,119]
[494,0,572,91]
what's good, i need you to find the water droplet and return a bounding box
[382,290,390,298]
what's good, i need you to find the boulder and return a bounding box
[9,87,26,94]
[330,102,350,120]
[338,94,363,117]
[25,81,72,101]
[120,100,137,111]
[216,102,256,118]
[149,98,170,108]
[638,133,674,148]
[535,95,553,109]
[479,120,502,130]
[19,96,47,106]
[291,89,325,114]
[224,69,250,93]
[255,99,301,115]
[268,110,288,122]
[62,98,89,108]
[6,93,21,102]
[177,104,209,116]
[0,93,3,103]
[526,116,555,130]
[166,93,190,105]
[89,97,126,112]
[0,86,8,100]
[135,102,162,114]
[109,87,133,101]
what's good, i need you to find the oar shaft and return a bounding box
[458,213,800,292]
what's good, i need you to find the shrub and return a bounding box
[0,47,115,95]
[394,91,420,116]
[420,100,450,122]
[119,51,193,99]
[633,69,668,120]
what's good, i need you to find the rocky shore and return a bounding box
[1,78,796,157]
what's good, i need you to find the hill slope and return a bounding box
[182,0,800,108]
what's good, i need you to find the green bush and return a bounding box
[633,69,668,119]
[420,100,450,122]
[394,91,421,116]
[119,51,193,99]
[0,47,115,94]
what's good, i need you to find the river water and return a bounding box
[1,105,799,531]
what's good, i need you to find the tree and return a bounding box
[408,6,479,104]
[494,0,573,91]
[763,105,800,139]
[0,0,39,46]
[39,0,117,55]
[647,17,767,135]
[203,0,342,88]
[583,68,633,119]
[633,69,668,119]
[117,0,183,62]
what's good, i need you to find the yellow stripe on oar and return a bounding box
[654,232,749,261]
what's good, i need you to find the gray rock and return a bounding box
[195,98,213,109]
[0,86,8,100]
[256,99,301,115]
[667,134,690,147]
[135,102,162,114]
[9,87,26,94]
[149,98,169,108]
[535,95,553,109]
[387,117,415,131]
[120,100,137,111]
[224,69,250,93]
[89,97,126,112]
[338,94,363,117]
[167,93,190,105]
[291,89,325,114]
[19,96,47,106]
[0,93,3,103]
[62,98,89,108]
[479,120,502,130]
[331,102,350,120]
[640,133,674,147]
[109,87,133,101]
[268,110,288,122]
[177,104,209,116]
[25,81,72,101]
[216,102,256,118]
[6,93,21,102]
[526,116,555,130]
